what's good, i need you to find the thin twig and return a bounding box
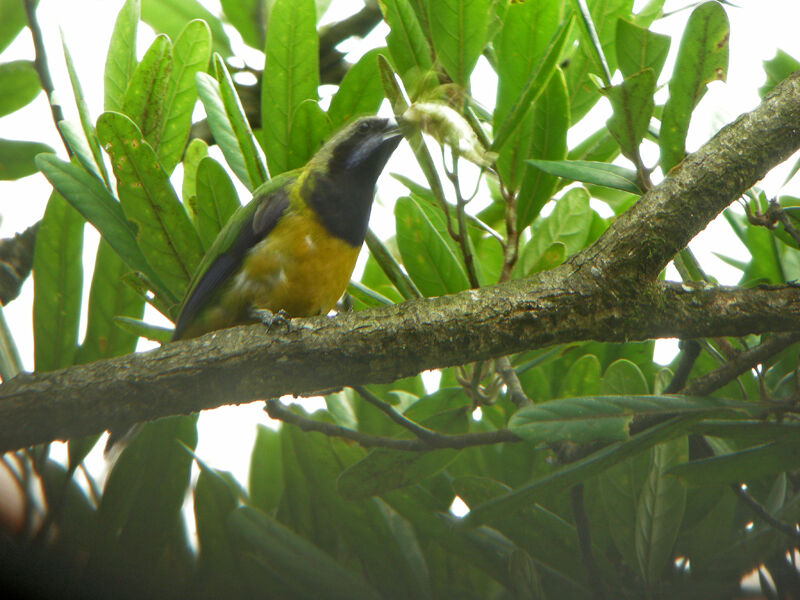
[683,333,800,396]
[498,181,519,282]
[571,484,607,598]
[663,340,701,394]
[264,399,521,450]
[495,356,532,408]
[446,149,481,288]
[352,385,438,441]
[730,482,800,542]
[23,0,71,157]
[771,200,800,247]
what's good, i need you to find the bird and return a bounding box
[172,116,403,341]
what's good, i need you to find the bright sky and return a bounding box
[1,0,800,485]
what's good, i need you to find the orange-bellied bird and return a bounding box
[172,116,403,340]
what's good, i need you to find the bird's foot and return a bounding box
[249,307,291,331]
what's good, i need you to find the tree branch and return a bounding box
[0,282,798,452]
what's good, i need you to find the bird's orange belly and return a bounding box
[233,213,361,317]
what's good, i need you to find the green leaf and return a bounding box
[221,0,270,50]
[427,0,490,86]
[181,137,208,204]
[34,154,170,302]
[561,352,602,398]
[509,395,756,444]
[519,187,593,276]
[395,196,470,297]
[516,68,569,229]
[459,415,698,529]
[76,239,145,364]
[601,358,649,395]
[213,55,268,187]
[156,19,212,174]
[603,68,656,162]
[97,416,197,562]
[492,15,573,152]
[96,111,204,306]
[33,192,84,372]
[113,316,172,344]
[122,34,173,146]
[0,60,41,118]
[615,18,670,79]
[194,464,246,594]
[598,450,650,570]
[248,424,283,514]
[527,159,642,194]
[669,441,800,486]
[759,49,800,98]
[635,438,688,584]
[104,0,139,112]
[328,49,386,129]
[0,0,28,54]
[378,0,434,92]
[192,156,241,250]
[0,139,54,180]
[141,0,231,57]
[288,98,330,171]
[660,1,729,172]
[62,37,110,186]
[261,0,318,175]
[228,506,381,600]
[569,0,612,85]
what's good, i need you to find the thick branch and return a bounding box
[572,70,800,282]
[0,282,798,452]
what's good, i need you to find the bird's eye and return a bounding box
[358,121,371,134]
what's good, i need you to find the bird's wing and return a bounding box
[172,175,295,339]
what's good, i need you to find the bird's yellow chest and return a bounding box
[232,213,361,318]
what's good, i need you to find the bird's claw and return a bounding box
[249,307,291,331]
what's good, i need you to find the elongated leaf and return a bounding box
[601,358,649,396]
[221,0,269,50]
[378,0,434,91]
[192,156,241,249]
[197,73,260,191]
[0,139,54,180]
[494,0,561,191]
[516,68,569,229]
[113,316,172,344]
[328,48,386,129]
[395,196,470,297]
[248,424,283,514]
[141,0,231,57]
[156,19,212,174]
[635,438,688,584]
[491,15,573,152]
[34,154,169,300]
[76,239,145,364]
[616,18,670,80]
[603,68,656,162]
[527,159,642,194]
[669,441,800,486]
[570,0,612,85]
[509,394,757,444]
[228,507,381,600]
[288,99,330,171]
[33,192,84,372]
[460,416,698,528]
[59,120,100,178]
[213,55,268,187]
[690,420,800,442]
[261,0,318,175]
[181,137,208,204]
[0,60,40,118]
[660,1,729,171]
[62,38,110,185]
[97,415,197,563]
[122,34,173,145]
[427,0,490,86]
[104,0,139,112]
[0,0,28,54]
[96,111,204,305]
